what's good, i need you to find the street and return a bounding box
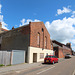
[2,56,75,75]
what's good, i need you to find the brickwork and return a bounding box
[29,22,52,50]
[58,47,64,58]
[53,40,72,58]
[0,25,30,50]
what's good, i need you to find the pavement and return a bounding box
[0,56,75,75]
[0,62,43,74]
[0,58,63,74]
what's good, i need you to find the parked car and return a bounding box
[44,55,58,64]
[65,54,71,58]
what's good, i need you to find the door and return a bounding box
[33,53,37,63]
[12,50,25,65]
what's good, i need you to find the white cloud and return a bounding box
[20,19,40,26]
[20,17,75,51]
[0,4,2,13]
[72,11,75,14]
[45,17,75,50]
[2,21,8,30]
[0,15,3,21]
[70,39,75,44]
[56,6,71,16]
[0,4,8,30]
[71,11,75,18]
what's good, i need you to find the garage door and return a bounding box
[12,50,25,65]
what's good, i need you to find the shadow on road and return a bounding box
[42,63,54,65]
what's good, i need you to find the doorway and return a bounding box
[33,53,37,63]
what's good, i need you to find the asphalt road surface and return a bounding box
[2,56,75,75]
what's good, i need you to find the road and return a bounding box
[2,56,75,75]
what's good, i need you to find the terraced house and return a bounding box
[0,22,54,63]
[52,40,72,58]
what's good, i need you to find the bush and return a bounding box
[0,64,4,67]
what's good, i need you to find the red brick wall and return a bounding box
[63,49,72,56]
[58,48,64,58]
[29,22,52,50]
[20,25,30,35]
[53,47,72,58]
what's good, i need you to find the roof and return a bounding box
[1,28,8,31]
[52,40,71,50]
[0,22,45,35]
[52,40,64,47]
[0,24,29,35]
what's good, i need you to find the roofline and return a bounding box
[52,40,64,45]
[0,24,29,35]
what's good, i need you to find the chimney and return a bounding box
[12,26,15,30]
[66,43,71,49]
[0,22,2,32]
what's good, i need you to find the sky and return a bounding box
[0,0,75,51]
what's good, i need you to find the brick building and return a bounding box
[0,22,8,33]
[0,22,8,49]
[52,40,72,58]
[0,22,54,63]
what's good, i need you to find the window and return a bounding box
[45,36,47,48]
[40,53,44,59]
[37,33,40,46]
[51,45,52,50]
[46,53,48,55]
[45,56,52,58]
[42,28,44,32]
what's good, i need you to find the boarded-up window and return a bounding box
[40,53,44,59]
[37,33,40,46]
[51,45,52,50]
[45,36,47,48]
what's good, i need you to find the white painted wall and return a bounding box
[28,46,54,63]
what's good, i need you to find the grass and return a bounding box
[7,64,11,66]
[0,64,4,67]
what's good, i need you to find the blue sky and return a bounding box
[0,0,75,51]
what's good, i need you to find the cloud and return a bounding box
[45,17,75,50]
[56,6,71,16]
[0,4,8,30]
[70,39,75,44]
[20,19,40,26]
[71,11,75,18]
[19,17,75,51]
[0,15,3,21]
[0,4,2,13]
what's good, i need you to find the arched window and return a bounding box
[45,36,47,48]
[51,44,52,50]
[37,33,40,46]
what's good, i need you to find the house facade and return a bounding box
[52,40,72,58]
[0,22,54,63]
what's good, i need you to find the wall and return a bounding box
[1,25,30,50]
[0,51,11,65]
[63,49,72,55]
[53,46,72,58]
[29,22,52,50]
[28,46,54,63]
[58,47,64,58]
[53,47,58,57]
[0,50,25,65]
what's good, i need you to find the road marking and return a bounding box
[37,66,55,74]
[72,70,75,75]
